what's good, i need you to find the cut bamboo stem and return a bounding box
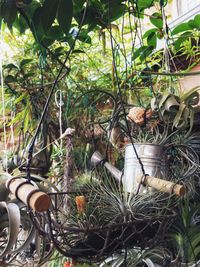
[6,177,51,212]
[136,175,186,196]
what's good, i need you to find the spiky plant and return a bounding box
[57,177,176,259]
[167,197,200,264]
[100,247,171,267]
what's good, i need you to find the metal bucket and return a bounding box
[123,143,166,194]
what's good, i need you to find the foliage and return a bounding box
[0,0,128,49]
[1,0,200,266]
[100,247,171,267]
[168,198,200,263]
[48,251,67,267]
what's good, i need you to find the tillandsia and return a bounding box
[66,180,176,227]
[48,178,177,261]
[124,87,200,145]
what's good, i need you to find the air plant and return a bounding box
[123,86,200,146]
[55,178,176,260]
[100,247,172,267]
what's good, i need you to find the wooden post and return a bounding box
[6,177,51,212]
[63,128,75,192]
[62,128,75,211]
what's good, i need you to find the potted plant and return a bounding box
[121,87,200,195]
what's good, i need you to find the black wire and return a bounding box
[107,3,146,182]
[26,1,89,181]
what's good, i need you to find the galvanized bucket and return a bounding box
[123,143,166,194]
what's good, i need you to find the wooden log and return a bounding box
[6,177,51,212]
[136,175,186,196]
[63,128,75,212]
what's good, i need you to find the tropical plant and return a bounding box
[167,198,200,264]
[1,0,200,266]
[111,85,199,149]
[100,247,171,267]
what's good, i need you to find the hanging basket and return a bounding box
[29,190,176,262]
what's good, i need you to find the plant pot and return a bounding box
[123,143,166,194]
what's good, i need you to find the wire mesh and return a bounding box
[29,190,176,262]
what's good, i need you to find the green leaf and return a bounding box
[4,63,18,70]
[14,93,27,104]
[54,47,64,56]
[20,59,33,68]
[132,46,153,61]
[24,72,35,79]
[188,19,197,29]
[150,13,163,28]
[46,25,63,40]
[143,28,157,38]
[87,22,98,32]
[140,46,154,61]
[174,31,192,51]
[31,6,45,42]
[137,0,153,8]
[41,36,54,47]
[39,24,64,47]
[14,14,28,34]
[74,5,94,26]
[147,32,157,48]
[174,36,186,51]
[107,4,127,23]
[77,30,91,44]
[5,75,17,83]
[157,29,164,39]
[62,35,74,46]
[0,0,17,28]
[73,0,85,13]
[132,46,147,60]
[194,14,200,27]
[24,1,41,19]
[171,22,192,35]
[57,0,73,35]
[72,49,85,54]
[41,0,58,32]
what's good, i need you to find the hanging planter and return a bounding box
[27,127,175,258]
[29,186,176,262]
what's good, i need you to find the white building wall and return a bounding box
[170,0,200,27]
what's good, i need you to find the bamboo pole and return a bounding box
[136,175,186,196]
[6,177,51,212]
